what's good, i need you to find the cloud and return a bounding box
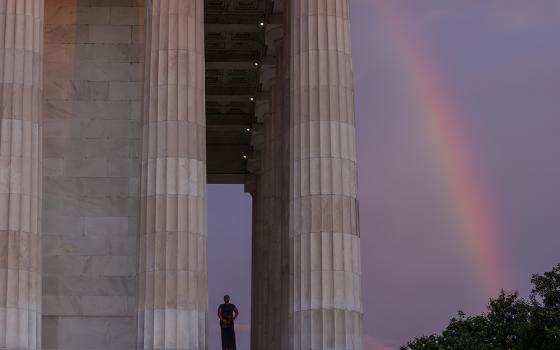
[363,335,398,350]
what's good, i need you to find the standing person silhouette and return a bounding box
[217,294,238,350]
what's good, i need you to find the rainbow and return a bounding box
[374,1,509,296]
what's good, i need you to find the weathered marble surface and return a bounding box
[288,0,363,349]
[42,0,143,348]
[250,27,290,350]
[136,1,208,349]
[0,0,44,348]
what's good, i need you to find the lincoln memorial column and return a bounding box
[251,41,290,349]
[137,1,207,349]
[0,1,43,349]
[288,0,363,349]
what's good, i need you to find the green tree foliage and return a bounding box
[401,264,560,350]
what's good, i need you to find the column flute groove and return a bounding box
[0,1,43,349]
[288,0,362,349]
[138,1,207,349]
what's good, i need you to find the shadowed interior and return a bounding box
[205,0,267,184]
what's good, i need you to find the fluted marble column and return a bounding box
[137,1,207,349]
[288,0,362,349]
[0,1,43,349]
[251,42,290,350]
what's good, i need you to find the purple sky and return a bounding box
[208,1,560,349]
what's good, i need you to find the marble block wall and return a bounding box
[41,0,144,349]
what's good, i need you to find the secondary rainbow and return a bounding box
[375,2,509,296]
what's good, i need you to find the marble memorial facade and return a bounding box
[0,0,362,349]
